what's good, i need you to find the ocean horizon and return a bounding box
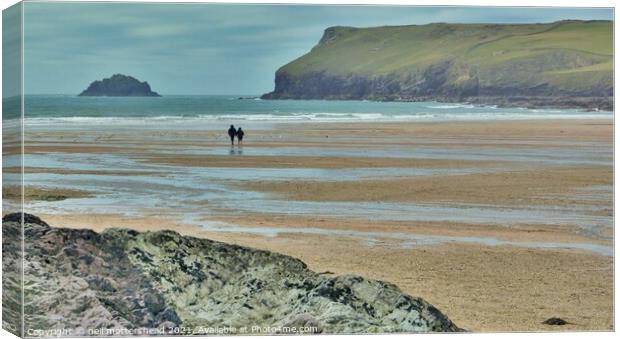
[2,94,612,124]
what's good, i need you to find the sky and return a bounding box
[19,2,613,96]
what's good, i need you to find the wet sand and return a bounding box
[3,166,164,176]
[5,118,613,331]
[206,213,611,248]
[282,119,612,142]
[237,166,612,206]
[140,154,507,169]
[3,186,93,202]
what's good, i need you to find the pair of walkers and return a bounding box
[227,125,245,146]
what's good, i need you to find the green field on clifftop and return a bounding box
[279,20,612,95]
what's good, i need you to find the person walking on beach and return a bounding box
[237,127,245,145]
[227,125,237,146]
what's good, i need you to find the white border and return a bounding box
[0,1,616,339]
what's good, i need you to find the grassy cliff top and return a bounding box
[280,20,612,84]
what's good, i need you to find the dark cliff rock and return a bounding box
[2,213,462,335]
[79,74,160,97]
[261,69,612,111]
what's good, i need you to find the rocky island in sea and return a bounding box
[262,20,613,110]
[79,74,161,97]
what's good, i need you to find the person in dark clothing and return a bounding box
[227,125,236,146]
[237,127,245,145]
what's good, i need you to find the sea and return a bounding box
[1,94,612,125]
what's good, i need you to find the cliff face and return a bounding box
[2,213,461,335]
[262,21,613,110]
[79,74,160,97]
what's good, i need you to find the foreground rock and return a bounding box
[2,213,462,336]
[79,74,160,97]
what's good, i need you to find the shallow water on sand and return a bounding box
[189,220,613,257]
[7,118,613,256]
[12,153,489,181]
[6,147,613,255]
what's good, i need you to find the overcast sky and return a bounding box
[22,2,613,95]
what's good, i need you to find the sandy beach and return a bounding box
[4,118,613,331]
